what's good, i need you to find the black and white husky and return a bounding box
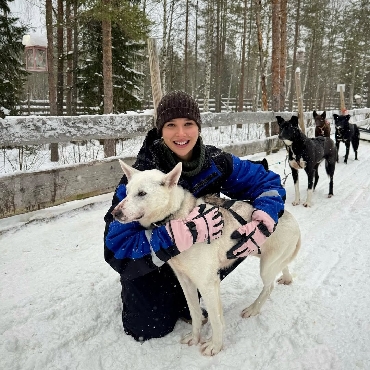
[112,160,301,356]
[277,115,337,207]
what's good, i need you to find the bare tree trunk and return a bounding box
[203,1,214,112]
[72,0,78,115]
[46,0,57,116]
[165,2,176,90]
[255,0,270,149]
[305,30,316,110]
[161,0,168,94]
[220,0,227,110]
[238,0,248,113]
[66,0,72,116]
[57,0,64,116]
[279,0,287,111]
[102,0,115,157]
[194,0,199,95]
[288,0,300,111]
[255,0,268,112]
[148,38,162,120]
[295,68,305,134]
[271,0,281,135]
[215,0,221,112]
[348,64,356,109]
[184,0,189,92]
[245,0,253,97]
[46,0,59,162]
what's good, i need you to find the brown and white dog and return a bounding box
[112,160,301,356]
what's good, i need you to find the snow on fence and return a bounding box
[0,109,369,219]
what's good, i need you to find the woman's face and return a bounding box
[162,118,199,161]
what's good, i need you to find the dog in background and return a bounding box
[313,110,331,137]
[112,160,301,356]
[333,114,360,163]
[277,115,337,207]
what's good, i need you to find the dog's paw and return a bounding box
[241,304,260,318]
[180,332,200,346]
[302,202,311,207]
[277,275,292,285]
[200,340,223,356]
[292,200,300,206]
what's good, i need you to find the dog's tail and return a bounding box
[353,124,360,151]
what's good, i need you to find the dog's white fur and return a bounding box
[112,160,301,356]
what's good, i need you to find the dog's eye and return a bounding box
[137,191,146,197]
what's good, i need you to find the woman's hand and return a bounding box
[227,210,276,259]
[166,204,224,252]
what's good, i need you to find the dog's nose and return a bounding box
[111,209,122,219]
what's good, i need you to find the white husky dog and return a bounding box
[112,160,301,356]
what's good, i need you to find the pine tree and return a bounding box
[0,0,28,117]
[77,0,150,114]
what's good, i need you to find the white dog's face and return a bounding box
[111,160,182,228]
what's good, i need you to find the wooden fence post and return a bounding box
[295,67,305,134]
[147,38,162,125]
[340,85,346,113]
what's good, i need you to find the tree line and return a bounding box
[1,0,369,120]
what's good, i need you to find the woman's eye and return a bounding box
[137,191,146,197]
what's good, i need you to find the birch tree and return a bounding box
[203,0,214,112]
[255,0,268,111]
[238,0,248,112]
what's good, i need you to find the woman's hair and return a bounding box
[155,91,202,134]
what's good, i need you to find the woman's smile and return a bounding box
[162,118,199,161]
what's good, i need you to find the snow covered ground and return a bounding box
[1,140,370,370]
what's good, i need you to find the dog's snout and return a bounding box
[111,208,122,219]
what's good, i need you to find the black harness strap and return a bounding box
[151,198,250,229]
[220,199,248,226]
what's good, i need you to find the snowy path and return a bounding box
[1,139,370,370]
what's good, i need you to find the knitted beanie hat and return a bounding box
[155,91,202,134]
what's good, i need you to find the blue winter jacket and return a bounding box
[104,128,285,280]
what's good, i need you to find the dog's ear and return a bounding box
[119,159,139,181]
[345,114,351,121]
[313,110,317,118]
[333,114,339,121]
[322,111,326,119]
[291,116,299,126]
[276,116,284,126]
[163,162,182,188]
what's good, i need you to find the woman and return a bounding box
[104,90,286,342]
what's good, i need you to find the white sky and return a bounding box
[8,0,45,35]
[1,140,370,369]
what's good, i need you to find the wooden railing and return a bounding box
[17,97,365,116]
[1,109,369,219]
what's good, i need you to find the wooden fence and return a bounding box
[18,97,367,116]
[1,109,369,219]
[17,98,259,116]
